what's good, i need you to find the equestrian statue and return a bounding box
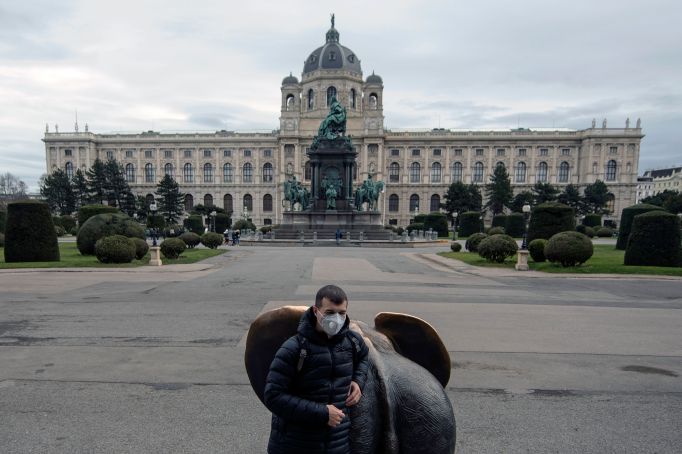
[283,176,310,210]
[354,174,384,211]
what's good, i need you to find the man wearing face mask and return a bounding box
[264,284,369,454]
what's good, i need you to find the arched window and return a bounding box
[389,194,399,212]
[389,162,400,182]
[515,162,526,183]
[307,89,314,110]
[350,89,356,109]
[326,86,337,106]
[204,163,213,183]
[223,194,233,212]
[183,163,193,183]
[452,162,463,182]
[409,194,420,212]
[430,162,442,183]
[263,163,273,182]
[145,163,155,182]
[286,94,295,111]
[243,194,253,212]
[243,163,253,183]
[164,163,173,178]
[65,162,74,179]
[558,161,570,182]
[606,160,617,181]
[184,194,194,211]
[473,162,484,183]
[263,194,273,212]
[537,162,548,183]
[304,161,311,181]
[369,93,378,109]
[223,163,233,183]
[204,194,213,207]
[410,162,421,183]
[126,163,136,182]
[430,194,441,212]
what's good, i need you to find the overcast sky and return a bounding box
[1,0,681,190]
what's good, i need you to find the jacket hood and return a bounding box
[298,305,350,344]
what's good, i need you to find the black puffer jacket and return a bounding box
[264,306,369,454]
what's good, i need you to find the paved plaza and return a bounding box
[0,245,681,453]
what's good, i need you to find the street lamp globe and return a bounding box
[522,203,531,214]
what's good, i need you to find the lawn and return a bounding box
[0,242,226,269]
[439,244,682,277]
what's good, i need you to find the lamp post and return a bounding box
[452,211,458,240]
[381,187,386,226]
[210,210,217,232]
[515,203,531,271]
[149,202,158,246]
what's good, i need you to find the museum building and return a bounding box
[43,20,644,226]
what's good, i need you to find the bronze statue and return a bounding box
[283,176,310,210]
[354,174,384,211]
[311,95,352,150]
[321,176,341,210]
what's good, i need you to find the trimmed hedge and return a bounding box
[616,203,665,250]
[527,202,575,243]
[160,238,186,259]
[131,237,149,260]
[582,214,602,228]
[544,231,594,267]
[78,204,119,225]
[488,226,505,235]
[215,213,231,233]
[183,215,205,235]
[450,242,462,252]
[478,234,518,263]
[492,214,507,228]
[576,225,595,238]
[232,219,256,231]
[528,239,547,262]
[76,213,145,255]
[0,210,6,233]
[459,211,483,237]
[163,224,184,237]
[94,235,136,264]
[596,227,614,238]
[406,223,424,233]
[4,201,60,262]
[179,232,201,248]
[465,233,488,252]
[0,233,5,247]
[505,213,525,238]
[424,212,449,237]
[624,211,681,267]
[201,232,223,249]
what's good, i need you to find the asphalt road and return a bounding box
[0,245,680,453]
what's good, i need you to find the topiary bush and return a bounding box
[616,203,665,250]
[0,210,6,233]
[424,212,449,237]
[179,232,201,248]
[544,231,594,267]
[465,232,488,252]
[582,214,602,227]
[61,215,76,232]
[450,242,462,252]
[232,219,257,232]
[477,234,518,263]
[0,233,5,247]
[492,214,507,228]
[94,235,136,264]
[488,226,505,235]
[76,213,145,255]
[527,202,576,243]
[528,239,547,262]
[160,238,186,259]
[183,215,205,235]
[576,224,595,238]
[163,224,184,237]
[624,211,681,267]
[78,204,119,226]
[215,213,231,233]
[201,232,223,249]
[459,211,483,237]
[505,213,525,238]
[406,223,424,234]
[4,201,60,262]
[596,227,614,238]
[131,237,149,260]
[54,225,66,237]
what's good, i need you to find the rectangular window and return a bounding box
[64,149,72,156]
[164,150,173,158]
[433,148,442,156]
[263,149,272,157]
[518,148,527,157]
[125,150,134,158]
[411,149,420,157]
[454,149,463,157]
[184,150,192,158]
[144,150,153,158]
[609,146,618,155]
[106,151,114,160]
[475,148,484,156]
[203,149,212,158]
[496,148,505,157]
[244,149,252,157]
[223,149,232,157]
[390,149,400,157]
[561,148,571,156]
[539,148,548,156]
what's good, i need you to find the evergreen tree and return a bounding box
[135,196,149,222]
[663,192,682,213]
[532,182,560,204]
[72,168,90,209]
[86,159,108,204]
[583,180,611,214]
[40,169,76,215]
[641,189,679,207]
[558,184,584,213]
[155,174,185,223]
[122,191,137,217]
[510,191,535,212]
[441,182,482,221]
[104,159,130,208]
[484,164,513,215]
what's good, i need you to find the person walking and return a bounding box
[223,228,230,245]
[335,228,342,246]
[233,229,240,246]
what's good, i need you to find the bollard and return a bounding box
[346,231,351,241]
[401,231,408,243]
[359,231,364,242]
[313,231,317,244]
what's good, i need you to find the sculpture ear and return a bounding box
[244,306,307,404]
[374,312,451,387]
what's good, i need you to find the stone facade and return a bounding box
[43,22,644,226]
[637,166,682,202]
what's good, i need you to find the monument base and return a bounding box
[274,210,391,240]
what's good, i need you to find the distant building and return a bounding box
[43,19,644,225]
[637,166,682,202]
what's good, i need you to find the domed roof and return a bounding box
[366,71,383,84]
[282,72,299,85]
[302,18,362,75]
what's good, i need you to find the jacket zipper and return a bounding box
[326,343,335,453]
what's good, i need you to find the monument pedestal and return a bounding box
[515,250,529,271]
[149,246,162,266]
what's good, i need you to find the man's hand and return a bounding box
[345,381,362,407]
[327,405,345,427]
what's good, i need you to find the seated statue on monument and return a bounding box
[283,176,310,210]
[354,174,385,211]
[311,95,352,150]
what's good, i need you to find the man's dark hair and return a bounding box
[315,284,348,308]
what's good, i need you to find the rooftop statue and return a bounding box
[311,95,352,150]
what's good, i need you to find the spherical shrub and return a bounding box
[544,231,594,267]
[477,234,518,263]
[505,213,525,238]
[131,237,149,260]
[54,225,66,237]
[163,224,184,237]
[160,238,186,259]
[527,202,576,243]
[4,201,60,262]
[616,203,665,250]
[179,232,201,248]
[78,204,119,226]
[77,213,145,255]
[596,227,614,238]
[458,211,483,237]
[232,219,256,232]
[528,239,547,262]
[575,224,596,238]
[624,211,681,267]
[488,226,505,235]
[465,233,488,252]
[201,232,223,249]
[450,242,462,252]
[582,214,602,228]
[94,235,136,264]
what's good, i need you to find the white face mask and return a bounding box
[316,310,346,336]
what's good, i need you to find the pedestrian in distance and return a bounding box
[335,228,341,246]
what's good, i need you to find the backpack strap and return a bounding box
[296,335,308,373]
[347,331,362,367]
